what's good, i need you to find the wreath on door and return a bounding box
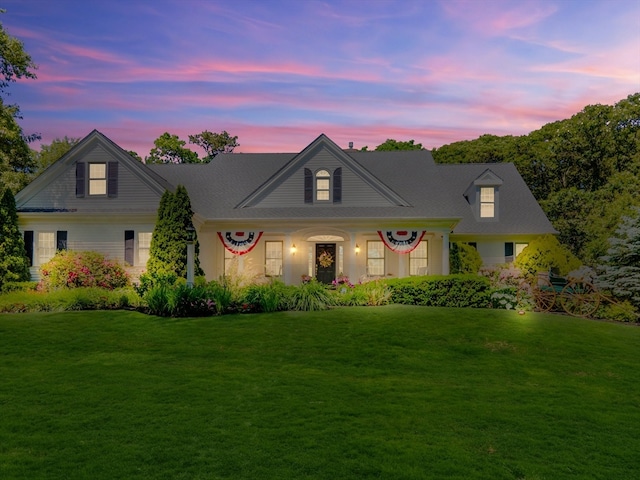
[318,250,334,268]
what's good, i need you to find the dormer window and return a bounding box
[466,168,502,221]
[316,169,330,201]
[304,167,342,204]
[480,187,495,218]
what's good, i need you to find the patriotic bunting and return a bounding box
[218,231,263,255]
[378,230,425,254]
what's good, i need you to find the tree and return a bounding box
[0,187,30,290]
[363,139,423,151]
[0,12,39,194]
[189,130,239,161]
[32,136,79,174]
[597,207,640,309]
[145,132,199,164]
[127,150,143,162]
[146,186,203,278]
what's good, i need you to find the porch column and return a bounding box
[442,231,450,275]
[349,234,358,280]
[284,234,294,284]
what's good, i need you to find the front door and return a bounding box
[315,243,336,284]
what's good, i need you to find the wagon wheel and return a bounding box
[560,280,600,318]
[533,277,556,313]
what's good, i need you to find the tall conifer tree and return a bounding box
[0,187,30,289]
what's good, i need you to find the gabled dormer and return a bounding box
[464,169,503,221]
[237,134,410,208]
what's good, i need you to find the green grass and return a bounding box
[1,306,639,479]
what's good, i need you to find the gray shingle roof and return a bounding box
[147,145,556,234]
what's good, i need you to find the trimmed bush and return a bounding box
[515,234,581,277]
[0,287,141,313]
[386,275,491,308]
[39,251,129,291]
[450,242,483,274]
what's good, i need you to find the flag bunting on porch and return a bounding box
[378,230,425,254]
[218,231,263,255]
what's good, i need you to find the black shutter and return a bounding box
[125,230,134,265]
[76,162,85,198]
[504,242,514,257]
[107,162,118,197]
[505,242,514,262]
[24,231,34,267]
[333,167,342,203]
[304,168,313,203]
[56,231,68,251]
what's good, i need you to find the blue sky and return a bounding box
[3,0,640,157]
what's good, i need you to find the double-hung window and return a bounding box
[265,241,283,276]
[89,163,107,195]
[409,240,428,275]
[367,240,385,276]
[316,170,330,201]
[480,187,495,218]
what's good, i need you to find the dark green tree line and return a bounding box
[433,93,640,264]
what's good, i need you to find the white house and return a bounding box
[15,130,556,284]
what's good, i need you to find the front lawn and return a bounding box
[1,306,638,479]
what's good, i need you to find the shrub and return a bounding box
[289,280,336,311]
[594,300,639,323]
[489,288,518,310]
[387,275,491,308]
[134,271,178,297]
[515,235,581,278]
[144,284,173,316]
[39,251,129,291]
[169,284,217,317]
[242,279,288,313]
[0,287,141,313]
[450,242,483,274]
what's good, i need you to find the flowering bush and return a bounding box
[39,251,129,291]
[489,289,518,310]
[332,275,354,289]
[301,274,312,284]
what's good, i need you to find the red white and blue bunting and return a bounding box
[378,230,426,254]
[218,231,263,255]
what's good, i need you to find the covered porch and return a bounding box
[198,222,455,285]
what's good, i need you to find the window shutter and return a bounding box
[76,163,85,198]
[24,231,34,266]
[125,230,134,265]
[107,162,118,197]
[56,231,68,251]
[304,168,313,203]
[333,167,342,203]
[504,242,514,262]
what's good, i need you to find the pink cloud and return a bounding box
[440,0,557,36]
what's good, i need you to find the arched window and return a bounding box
[316,169,330,201]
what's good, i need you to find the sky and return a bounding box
[3,0,640,157]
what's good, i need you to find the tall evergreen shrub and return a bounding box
[0,187,30,290]
[597,207,640,308]
[146,185,203,278]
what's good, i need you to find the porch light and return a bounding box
[290,244,297,255]
[186,225,195,244]
[355,244,360,255]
